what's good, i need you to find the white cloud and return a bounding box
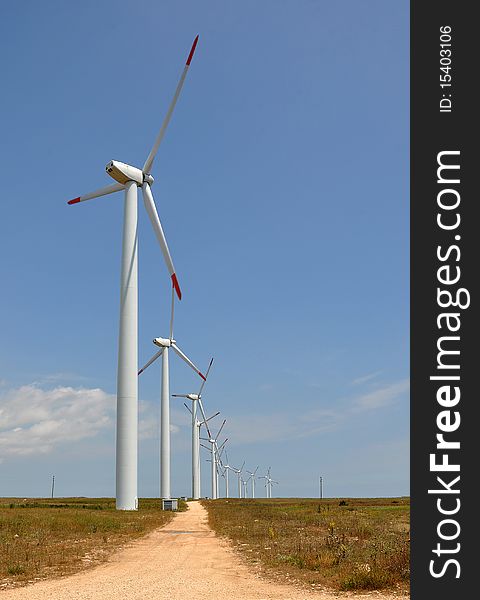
[219,379,409,446]
[34,372,90,385]
[353,379,410,411]
[0,384,115,458]
[0,381,195,462]
[137,401,188,441]
[351,371,382,386]
[220,406,345,446]
[0,378,409,459]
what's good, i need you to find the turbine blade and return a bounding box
[197,357,214,397]
[215,419,226,442]
[138,348,164,375]
[198,399,212,439]
[205,411,220,423]
[141,183,181,300]
[172,394,189,398]
[171,343,205,379]
[183,402,192,415]
[143,35,199,174]
[217,438,228,456]
[67,182,124,205]
[169,287,175,340]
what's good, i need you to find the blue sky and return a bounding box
[0,0,409,499]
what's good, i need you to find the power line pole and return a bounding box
[51,475,55,499]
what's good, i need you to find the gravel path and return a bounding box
[1,501,405,600]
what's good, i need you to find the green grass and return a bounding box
[0,497,186,588]
[203,497,409,593]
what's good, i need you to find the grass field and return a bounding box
[0,497,186,589]
[203,497,410,592]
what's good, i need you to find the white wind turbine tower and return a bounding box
[199,414,226,500]
[138,291,205,500]
[196,405,221,496]
[233,461,245,498]
[215,439,228,497]
[260,467,279,498]
[241,478,249,498]
[172,358,216,499]
[246,466,259,498]
[221,450,237,499]
[67,37,199,510]
[200,440,222,499]
[212,435,228,499]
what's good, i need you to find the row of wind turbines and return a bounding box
[67,36,278,509]
[213,455,279,501]
[159,348,279,501]
[184,372,279,500]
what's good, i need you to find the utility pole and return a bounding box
[51,474,55,499]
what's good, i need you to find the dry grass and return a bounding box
[0,497,186,589]
[203,497,409,593]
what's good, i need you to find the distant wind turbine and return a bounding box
[221,450,237,498]
[138,290,206,500]
[200,413,226,500]
[172,358,215,499]
[246,466,259,498]
[233,461,245,498]
[260,467,278,498]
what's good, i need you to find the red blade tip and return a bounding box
[68,197,81,205]
[186,35,199,66]
[199,372,207,381]
[171,273,182,300]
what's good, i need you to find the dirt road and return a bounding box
[1,501,405,600]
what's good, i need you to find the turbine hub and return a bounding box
[144,173,154,185]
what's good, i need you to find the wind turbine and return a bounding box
[138,291,205,500]
[172,358,216,499]
[215,438,228,497]
[260,467,279,498]
[200,413,226,500]
[233,461,245,498]
[246,466,259,498]
[67,37,199,511]
[211,433,228,500]
[241,478,249,498]
[221,450,237,498]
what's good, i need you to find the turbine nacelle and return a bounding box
[153,336,174,348]
[106,160,145,186]
[186,393,200,401]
